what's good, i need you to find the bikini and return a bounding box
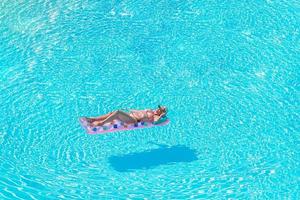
[145,110,155,122]
[130,109,154,122]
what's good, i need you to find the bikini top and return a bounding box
[130,109,155,121]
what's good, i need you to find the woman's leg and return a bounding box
[92,110,137,126]
[86,112,114,123]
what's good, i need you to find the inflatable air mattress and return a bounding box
[79,116,170,134]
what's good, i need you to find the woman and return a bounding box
[85,105,167,127]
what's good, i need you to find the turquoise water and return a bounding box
[0,0,299,199]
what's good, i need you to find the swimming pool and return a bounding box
[0,0,299,199]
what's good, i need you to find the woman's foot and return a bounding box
[86,118,94,123]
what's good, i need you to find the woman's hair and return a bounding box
[158,105,167,114]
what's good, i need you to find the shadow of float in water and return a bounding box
[109,145,198,172]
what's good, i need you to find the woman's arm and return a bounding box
[153,113,166,122]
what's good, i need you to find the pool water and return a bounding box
[0,0,299,199]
